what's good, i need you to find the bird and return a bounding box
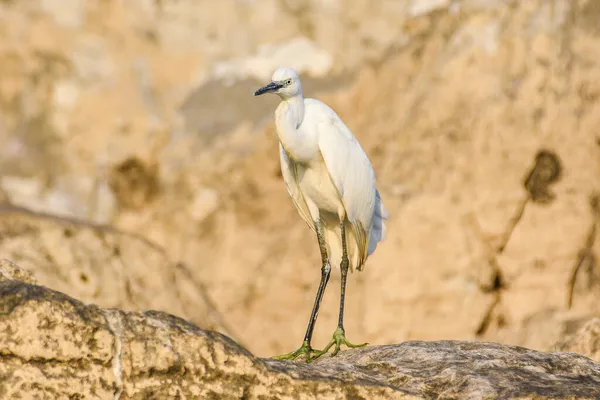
[253,67,388,362]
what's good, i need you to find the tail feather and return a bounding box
[367,189,388,256]
[324,190,388,272]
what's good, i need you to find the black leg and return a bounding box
[338,220,350,330]
[271,219,331,362]
[303,262,331,344]
[303,223,331,343]
[311,220,367,359]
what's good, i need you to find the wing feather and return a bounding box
[308,99,376,264]
[352,220,368,267]
[279,143,315,232]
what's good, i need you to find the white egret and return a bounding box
[254,67,388,362]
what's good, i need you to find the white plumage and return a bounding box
[254,66,388,361]
[268,68,388,271]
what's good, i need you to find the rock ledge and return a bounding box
[0,261,599,399]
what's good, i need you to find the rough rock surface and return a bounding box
[0,0,599,358]
[0,208,234,340]
[1,263,599,400]
[554,318,600,363]
[0,259,38,284]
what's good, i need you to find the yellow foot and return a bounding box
[311,327,367,360]
[271,340,323,363]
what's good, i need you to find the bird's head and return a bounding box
[254,67,302,99]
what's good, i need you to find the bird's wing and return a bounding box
[279,143,316,232]
[308,99,376,264]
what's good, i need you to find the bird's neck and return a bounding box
[279,94,305,127]
[275,95,315,163]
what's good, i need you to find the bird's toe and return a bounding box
[271,340,318,362]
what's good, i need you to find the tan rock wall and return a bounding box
[0,0,598,357]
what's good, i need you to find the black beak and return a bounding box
[254,81,283,96]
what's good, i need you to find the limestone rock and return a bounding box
[0,0,599,359]
[303,341,600,399]
[554,318,600,363]
[0,259,37,284]
[0,207,235,341]
[0,262,599,399]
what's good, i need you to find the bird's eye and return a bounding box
[285,79,292,86]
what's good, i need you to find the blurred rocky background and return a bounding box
[0,0,599,358]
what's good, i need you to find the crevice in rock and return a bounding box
[496,195,529,254]
[567,193,600,308]
[467,216,506,336]
[471,149,564,336]
[102,309,124,400]
[475,292,501,337]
